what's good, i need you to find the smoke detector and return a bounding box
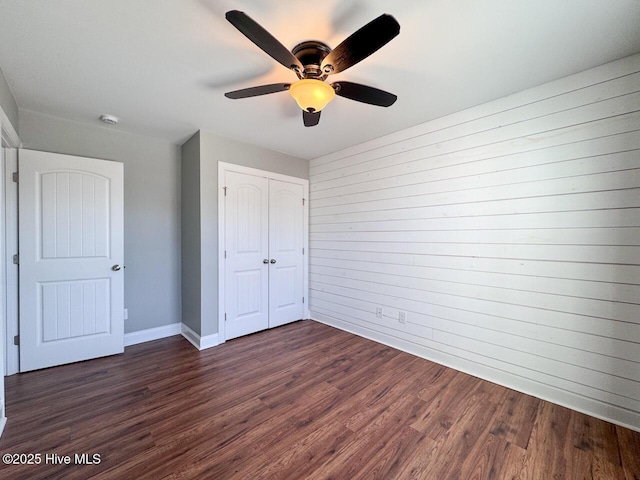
[99,114,119,125]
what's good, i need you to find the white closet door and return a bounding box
[19,149,124,372]
[268,179,304,328]
[224,171,269,340]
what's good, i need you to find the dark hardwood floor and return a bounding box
[1,320,639,479]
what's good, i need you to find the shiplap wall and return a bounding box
[309,53,640,431]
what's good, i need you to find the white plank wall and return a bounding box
[308,53,640,431]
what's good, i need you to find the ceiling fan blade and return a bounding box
[226,11,303,72]
[332,81,397,107]
[303,110,321,127]
[321,14,400,75]
[225,83,290,99]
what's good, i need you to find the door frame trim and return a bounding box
[0,107,20,438]
[1,110,20,378]
[2,148,18,376]
[218,162,309,343]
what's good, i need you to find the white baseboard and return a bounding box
[124,323,182,347]
[124,322,220,351]
[181,324,219,351]
[311,312,640,433]
[0,415,6,438]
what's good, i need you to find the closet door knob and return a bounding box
[263,259,269,264]
[270,259,276,264]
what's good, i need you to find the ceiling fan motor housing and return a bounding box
[292,41,332,79]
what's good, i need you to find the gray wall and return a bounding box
[19,109,181,334]
[182,130,308,337]
[180,131,201,334]
[200,132,309,180]
[0,66,18,134]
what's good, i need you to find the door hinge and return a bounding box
[302,198,305,206]
[14,335,19,346]
[224,313,227,322]
[223,186,227,196]
[224,250,227,259]
[12,172,18,183]
[12,254,19,265]
[302,297,305,304]
[302,247,304,255]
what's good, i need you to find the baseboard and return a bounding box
[311,312,640,433]
[124,323,220,351]
[0,415,6,438]
[200,331,220,350]
[124,323,182,347]
[181,324,219,351]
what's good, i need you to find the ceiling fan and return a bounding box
[224,10,400,127]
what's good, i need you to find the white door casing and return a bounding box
[19,149,124,372]
[1,109,20,437]
[4,147,18,376]
[224,171,270,340]
[0,146,6,436]
[268,179,304,328]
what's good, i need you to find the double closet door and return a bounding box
[224,170,305,340]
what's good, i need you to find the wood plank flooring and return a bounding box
[1,320,638,479]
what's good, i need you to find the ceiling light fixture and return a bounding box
[99,114,119,125]
[289,79,335,113]
[224,10,400,126]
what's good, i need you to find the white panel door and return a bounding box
[225,171,269,340]
[19,149,124,372]
[268,179,304,328]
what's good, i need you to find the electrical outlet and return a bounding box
[398,311,406,324]
[376,307,383,319]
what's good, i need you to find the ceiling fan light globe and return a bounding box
[289,79,335,112]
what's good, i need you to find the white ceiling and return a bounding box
[1,0,639,160]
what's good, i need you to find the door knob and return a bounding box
[112,264,121,271]
[263,259,269,264]
[270,259,276,264]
